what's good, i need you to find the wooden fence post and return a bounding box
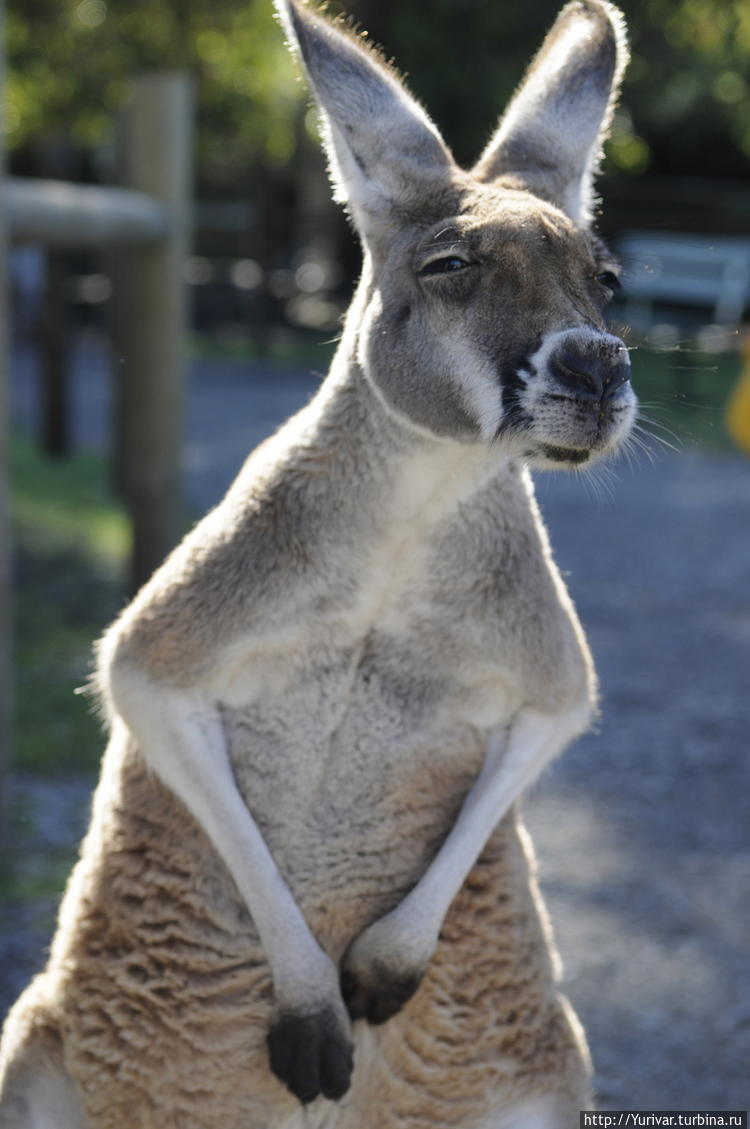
[0,0,11,848]
[112,73,192,593]
[40,254,70,458]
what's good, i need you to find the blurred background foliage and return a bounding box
[5,0,750,184]
[4,0,299,168]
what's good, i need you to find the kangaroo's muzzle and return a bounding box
[551,335,631,403]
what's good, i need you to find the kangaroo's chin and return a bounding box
[522,436,627,470]
[537,444,592,467]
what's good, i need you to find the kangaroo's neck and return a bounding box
[308,342,513,535]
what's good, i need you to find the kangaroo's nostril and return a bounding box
[552,347,604,399]
[602,357,632,401]
[552,343,631,402]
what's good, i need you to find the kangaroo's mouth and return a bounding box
[510,380,638,469]
[537,443,591,465]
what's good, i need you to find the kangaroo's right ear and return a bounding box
[275,0,454,234]
[474,0,628,226]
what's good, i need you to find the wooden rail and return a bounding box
[6,178,169,249]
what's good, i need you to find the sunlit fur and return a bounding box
[0,3,633,1126]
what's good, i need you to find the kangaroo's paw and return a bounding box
[340,959,423,1025]
[267,1004,354,1104]
[340,911,433,1024]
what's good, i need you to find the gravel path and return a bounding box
[5,336,749,1113]
[532,458,750,1110]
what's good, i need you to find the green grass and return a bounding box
[189,330,338,371]
[629,347,741,454]
[0,844,80,902]
[12,439,129,563]
[11,436,127,775]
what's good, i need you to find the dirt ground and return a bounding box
[3,342,749,1114]
[530,455,749,1111]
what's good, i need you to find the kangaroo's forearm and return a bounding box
[104,652,337,1007]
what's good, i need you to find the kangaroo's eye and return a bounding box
[420,256,471,276]
[595,270,622,295]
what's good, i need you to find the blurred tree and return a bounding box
[5,0,750,183]
[4,0,300,178]
[615,0,750,178]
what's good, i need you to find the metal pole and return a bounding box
[0,0,12,848]
[113,73,192,593]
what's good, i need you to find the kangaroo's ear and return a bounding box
[474,0,628,225]
[275,0,454,234]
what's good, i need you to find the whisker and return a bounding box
[667,364,719,372]
[667,396,725,414]
[575,459,618,505]
[618,433,648,470]
[630,423,664,455]
[620,430,657,467]
[632,421,681,455]
[635,413,682,445]
[633,401,675,418]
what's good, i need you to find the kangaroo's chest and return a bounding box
[216,568,523,872]
[212,459,582,887]
[216,464,539,760]
[216,523,523,772]
[211,463,582,934]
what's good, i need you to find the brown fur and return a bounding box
[4,736,588,1127]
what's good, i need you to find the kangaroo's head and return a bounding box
[276,0,636,469]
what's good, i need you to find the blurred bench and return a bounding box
[617,232,750,327]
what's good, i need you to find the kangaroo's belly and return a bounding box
[45,634,525,1127]
[42,726,490,1129]
[226,708,487,954]
[39,735,588,1129]
[52,694,490,1013]
[217,624,509,952]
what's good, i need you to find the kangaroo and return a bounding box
[0,2,635,1126]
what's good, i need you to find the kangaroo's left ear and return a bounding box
[474,0,628,225]
[275,0,454,236]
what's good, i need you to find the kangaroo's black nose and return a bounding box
[552,342,631,401]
